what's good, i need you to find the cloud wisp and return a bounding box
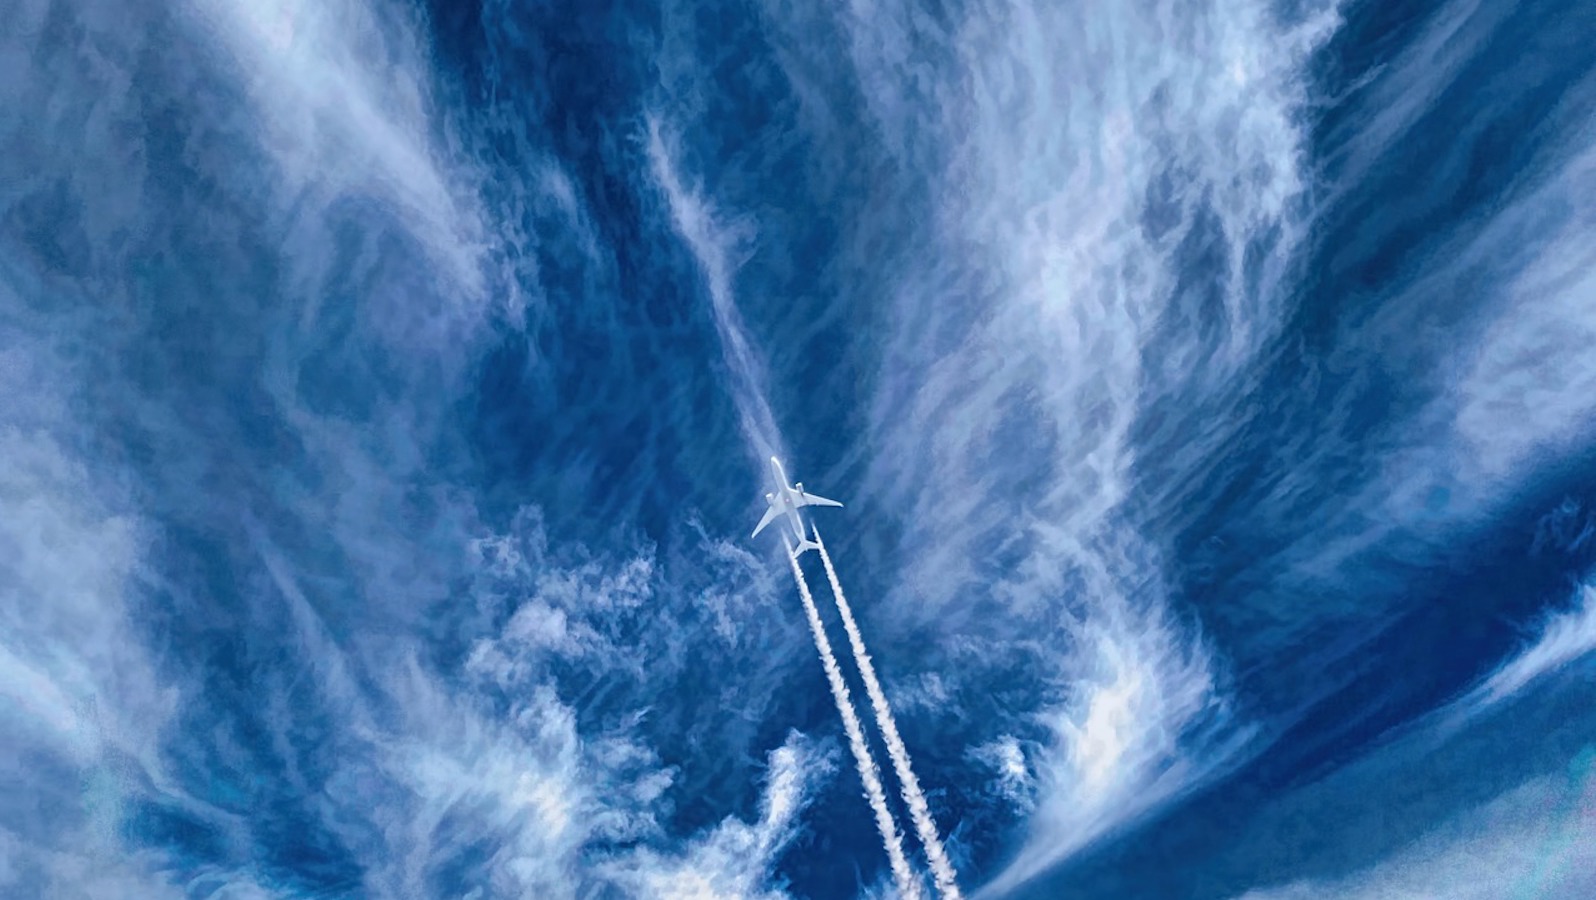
[601,733,837,899]
[241,514,834,898]
[646,116,786,463]
[1231,759,1596,900]
[1469,584,1596,711]
[1212,573,1596,900]
[809,0,1346,885]
[1,0,836,895]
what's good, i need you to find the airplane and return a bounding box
[752,456,842,555]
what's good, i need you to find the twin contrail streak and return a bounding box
[785,539,924,900]
[816,530,963,900]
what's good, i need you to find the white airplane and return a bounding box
[752,456,842,554]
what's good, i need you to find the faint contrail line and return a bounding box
[786,538,924,900]
[816,529,962,900]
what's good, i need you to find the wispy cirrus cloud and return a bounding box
[3,1,825,896]
[811,0,1343,889]
[1467,584,1596,711]
[645,115,787,464]
[208,514,829,899]
[178,0,490,307]
[1213,575,1596,900]
[601,732,837,899]
[0,291,180,897]
[1232,762,1596,900]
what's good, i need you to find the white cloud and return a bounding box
[1222,576,1596,900]
[689,526,787,648]
[1233,767,1596,900]
[3,1,830,897]
[1450,144,1596,480]
[336,658,817,898]
[846,0,1341,608]
[0,300,189,898]
[0,824,191,900]
[982,567,1251,896]
[350,666,607,899]
[601,733,836,900]
[1318,0,1501,195]
[1475,585,1596,707]
[968,736,1035,813]
[229,507,826,899]
[821,0,1344,889]
[1423,580,1596,728]
[1217,5,1596,615]
[644,117,787,463]
[178,0,488,304]
[889,672,955,717]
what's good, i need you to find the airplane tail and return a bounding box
[793,520,823,557]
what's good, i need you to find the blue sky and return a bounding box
[3,0,1596,897]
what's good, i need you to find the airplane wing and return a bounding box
[796,491,843,509]
[752,504,781,538]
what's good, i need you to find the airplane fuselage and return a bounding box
[752,456,842,554]
[768,458,809,544]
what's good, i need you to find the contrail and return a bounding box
[645,118,783,462]
[815,529,962,899]
[786,538,924,900]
